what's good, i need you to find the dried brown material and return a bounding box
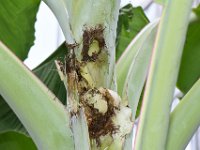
[80,89,119,145]
[59,28,121,145]
[65,42,79,50]
[64,49,76,74]
[56,60,65,73]
[82,24,106,62]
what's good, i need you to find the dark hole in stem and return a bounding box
[82,24,106,62]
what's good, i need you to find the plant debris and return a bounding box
[81,89,117,139]
[79,87,128,147]
[82,24,106,62]
[56,24,133,148]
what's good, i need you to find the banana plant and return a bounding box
[0,0,200,150]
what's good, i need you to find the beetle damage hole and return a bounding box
[88,40,100,57]
[82,25,106,62]
[80,88,121,145]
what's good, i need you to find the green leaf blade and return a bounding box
[122,21,158,150]
[0,0,40,60]
[33,43,68,104]
[0,131,36,150]
[134,0,193,149]
[0,97,26,133]
[0,42,74,149]
[0,43,68,134]
[0,0,41,131]
[116,5,149,60]
[167,78,200,150]
[177,17,200,93]
[116,20,157,97]
[122,23,158,119]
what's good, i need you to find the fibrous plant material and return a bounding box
[82,25,106,62]
[81,88,133,148]
[56,24,133,149]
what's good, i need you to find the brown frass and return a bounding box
[80,89,119,145]
[82,24,106,62]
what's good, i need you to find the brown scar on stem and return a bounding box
[80,89,119,146]
[58,43,90,91]
[58,27,119,145]
[65,42,79,50]
[55,42,77,75]
[82,24,106,62]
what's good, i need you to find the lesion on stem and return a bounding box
[55,24,133,149]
